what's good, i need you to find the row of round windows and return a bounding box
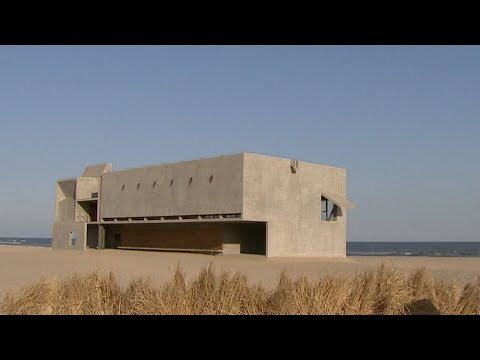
[121,175,214,191]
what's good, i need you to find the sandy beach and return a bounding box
[1,245,479,298]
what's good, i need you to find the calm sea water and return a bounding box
[0,238,479,257]
[347,242,480,257]
[0,237,51,247]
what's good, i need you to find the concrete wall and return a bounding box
[76,177,99,200]
[99,154,244,219]
[52,164,109,250]
[55,179,76,222]
[53,179,82,249]
[243,153,348,257]
[52,221,86,250]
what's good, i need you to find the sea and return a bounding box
[0,237,52,247]
[0,238,479,257]
[347,242,480,257]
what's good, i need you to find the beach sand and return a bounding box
[1,245,479,297]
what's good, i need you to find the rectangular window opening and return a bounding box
[200,214,220,219]
[145,216,163,221]
[181,215,200,220]
[69,231,77,246]
[321,196,338,221]
[223,213,241,218]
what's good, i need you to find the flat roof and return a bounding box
[102,152,345,176]
[57,152,347,181]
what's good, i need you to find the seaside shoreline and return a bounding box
[1,245,479,299]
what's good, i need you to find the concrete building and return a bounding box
[52,153,354,257]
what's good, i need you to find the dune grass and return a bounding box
[1,263,479,315]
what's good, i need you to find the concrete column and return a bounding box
[98,224,105,249]
[83,223,87,251]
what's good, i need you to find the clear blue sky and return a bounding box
[1,46,479,241]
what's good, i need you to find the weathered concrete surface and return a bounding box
[53,178,86,250]
[243,153,348,257]
[75,177,99,200]
[52,222,86,250]
[55,179,76,222]
[100,154,243,218]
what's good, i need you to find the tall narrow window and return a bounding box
[69,231,77,246]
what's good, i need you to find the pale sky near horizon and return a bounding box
[0,46,479,241]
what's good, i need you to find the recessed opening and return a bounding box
[86,224,98,249]
[77,200,97,222]
[170,179,174,186]
[137,183,141,190]
[145,216,162,220]
[102,222,266,256]
[188,177,193,185]
[114,233,122,248]
[201,214,220,219]
[69,231,77,246]
[321,196,338,221]
[223,213,241,218]
[209,175,213,183]
[121,185,125,191]
[152,181,157,189]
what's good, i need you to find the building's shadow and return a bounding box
[406,298,441,315]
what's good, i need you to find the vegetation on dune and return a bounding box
[1,263,479,315]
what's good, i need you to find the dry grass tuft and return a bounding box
[1,263,479,315]
[1,271,123,315]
